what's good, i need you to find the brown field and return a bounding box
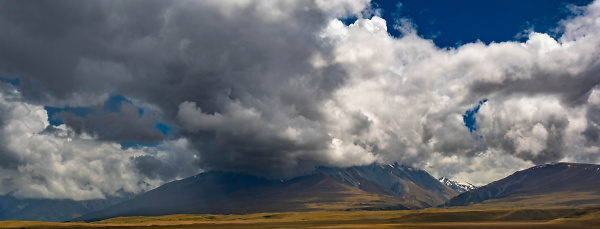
[1,207,600,229]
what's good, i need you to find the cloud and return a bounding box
[1,0,600,192]
[423,151,535,186]
[53,102,165,143]
[176,99,378,178]
[317,1,600,181]
[0,84,200,200]
[132,138,200,181]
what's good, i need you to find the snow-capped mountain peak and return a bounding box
[438,177,478,193]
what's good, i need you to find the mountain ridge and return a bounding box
[74,163,457,222]
[445,163,600,208]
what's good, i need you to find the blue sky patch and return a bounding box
[0,76,20,87]
[102,94,129,113]
[370,0,593,47]
[156,123,171,135]
[463,99,488,133]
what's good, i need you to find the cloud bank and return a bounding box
[0,0,600,199]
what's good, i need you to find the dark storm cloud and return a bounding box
[583,104,600,143]
[0,0,370,179]
[0,0,335,108]
[349,110,372,135]
[132,155,180,181]
[0,0,170,103]
[53,102,164,143]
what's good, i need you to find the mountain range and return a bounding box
[0,162,598,222]
[74,163,457,222]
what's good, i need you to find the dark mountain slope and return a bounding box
[320,164,457,207]
[446,163,600,208]
[75,164,455,222]
[74,170,407,222]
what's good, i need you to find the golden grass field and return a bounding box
[1,207,599,229]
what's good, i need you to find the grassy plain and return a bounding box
[0,208,599,228]
[464,191,600,209]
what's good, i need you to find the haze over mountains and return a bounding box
[0,195,131,222]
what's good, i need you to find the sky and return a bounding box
[0,0,600,200]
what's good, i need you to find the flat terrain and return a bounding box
[1,207,600,229]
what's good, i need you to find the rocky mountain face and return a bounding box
[438,177,478,193]
[319,164,457,207]
[74,163,457,222]
[445,163,600,208]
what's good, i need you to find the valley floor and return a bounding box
[1,208,600,229]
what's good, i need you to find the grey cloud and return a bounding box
[0,91,152,200]
[133,138,204,181]
[421,124,433,144]
[0,0,170,104]
[133,155,180,181]
[53,102,164,143]
[54,111,96,135]
[349,110,372,135]
[475,101,572,164]
[469,65,600,107]
[177,99,338,178]
[430,116,486,157]
[583,105,600,143]
[538,116,570,163]
[0,0,374,189]
[582,125,599,143]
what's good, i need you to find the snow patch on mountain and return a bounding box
[438,177,478,193]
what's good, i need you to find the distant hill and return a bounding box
[74,163,457,222]
[438,177,478,193]
[445,163,600,208]
[0,194,132,222]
